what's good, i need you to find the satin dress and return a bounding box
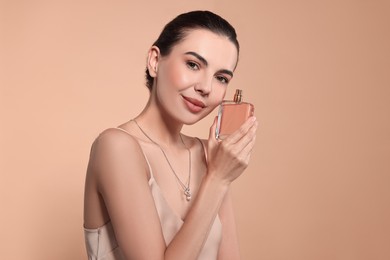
[84,128,222,260]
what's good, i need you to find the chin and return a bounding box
[181,110,214,126]
[183,119,199,126]
[180,116,201,126]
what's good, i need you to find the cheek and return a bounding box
[209,87,227,106]
[164,63,192,89]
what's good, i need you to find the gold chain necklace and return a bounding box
[132,119,192,201]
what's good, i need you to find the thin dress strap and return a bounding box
[113,127,155,180]
[195,137,208,162]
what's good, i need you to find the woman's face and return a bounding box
[151,28,238,125]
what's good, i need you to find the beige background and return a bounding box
[1,0,390,259]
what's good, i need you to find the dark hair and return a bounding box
[145,10,240,90]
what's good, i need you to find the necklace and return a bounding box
[132,119,192,201]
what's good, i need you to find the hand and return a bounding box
[206,116,258,184]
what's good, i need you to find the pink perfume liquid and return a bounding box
[216,89,254,140]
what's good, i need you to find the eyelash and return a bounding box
[186,60,230,84]
[186,61,200,70]
[215,75,230,84]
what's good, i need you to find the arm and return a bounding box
[217,190,241,260]
[92,129,166,259]
[91,117,257,259]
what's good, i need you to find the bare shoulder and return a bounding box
[95,127,136,144]
[180,134,207,149]
[91,128,142,155]
[88,127,149,182]
[197,137,208,149]
[180,134,208,163]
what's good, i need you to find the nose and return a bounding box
[194,76,212,96]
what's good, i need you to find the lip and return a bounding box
[182,95,206,113]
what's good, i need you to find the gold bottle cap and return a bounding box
[233,89,243,103]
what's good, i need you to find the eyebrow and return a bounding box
[184,51,234,78]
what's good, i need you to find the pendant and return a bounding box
[184,188,191,201]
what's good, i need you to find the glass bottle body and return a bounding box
[215,90,254,140]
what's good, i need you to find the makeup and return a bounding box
[215,89,254,140]
[182,95,205,113]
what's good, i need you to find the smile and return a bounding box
[182,95,206,113]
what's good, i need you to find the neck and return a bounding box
[134,94,184,147]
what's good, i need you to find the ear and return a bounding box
[146,46,160,78]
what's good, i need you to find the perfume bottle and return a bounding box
[216,89,255,140]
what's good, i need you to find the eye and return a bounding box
[215,75,230,84]
[186,61,200,70]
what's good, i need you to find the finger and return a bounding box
[228,121,257,162]
[235,121,258,153]
[225,116,257,144]
[239,134,257,163]
[208,116,219,147]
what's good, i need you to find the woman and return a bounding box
[84,10,258,260]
